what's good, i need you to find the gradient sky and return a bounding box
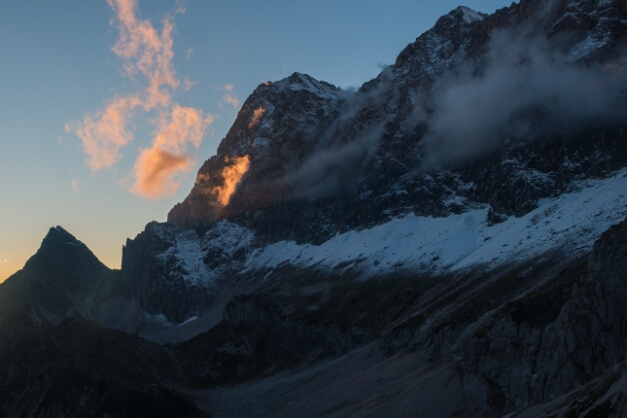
[0,0,511,282]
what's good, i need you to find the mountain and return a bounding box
[2,0,627,416]
[168,0,627,240]
[0,226,114,352]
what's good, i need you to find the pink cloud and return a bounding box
[222,93,241,109]
[183,77,197,92]
[66,95,142,171]
[129,105,213,198]
[67,0,213,199]
[107,0,179,108]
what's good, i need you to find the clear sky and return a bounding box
[0,0,510,282]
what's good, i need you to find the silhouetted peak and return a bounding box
[21,225,104,274]
[40,226,86,251]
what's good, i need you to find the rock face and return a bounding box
[168,0,627,244]
[178,292,359,387]
[168,73,345,236]
[370,216,627,413]
[119,222,215,323]
[551,218,627,393]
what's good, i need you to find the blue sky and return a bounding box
[0,0,510,282]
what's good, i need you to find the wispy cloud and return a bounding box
[182,77,197,92]
[107,0,179,108]
[218,85,240,109]
[66,0,212,198]
[71,180,80,193]
[66,95,142,171]
[421,33,627,168]
[222,94,241,109]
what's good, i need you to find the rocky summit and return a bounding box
[2,0,627,416]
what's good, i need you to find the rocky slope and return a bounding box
[0,317,204,418]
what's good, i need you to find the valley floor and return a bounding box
[195,344,496,418]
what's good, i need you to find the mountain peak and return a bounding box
[41,226,86,250]
[20,226,105,276]
[455,6,485,24]
[435,5,485,28]
[270,72,340,97]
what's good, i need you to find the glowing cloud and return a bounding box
[67,0,213,199]
[107,0,179,108]
[248,107,266,129]
[222,94,241,109]
[182,77,197,92]
[66,95,142,171]
[130,105,213,198]
[130,148,193,198]
[213,155,250,206]
[218,85,240,109]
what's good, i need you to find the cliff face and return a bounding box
[168,73,345,233]
[119,222,215,323]
[168,0,627,244]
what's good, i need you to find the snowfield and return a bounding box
[244,169,627,277]
[161,169,627,286]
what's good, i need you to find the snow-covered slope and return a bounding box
[154,222,254,288]
[156,168,627,288]
[246,170,627,276]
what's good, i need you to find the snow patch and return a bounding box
[155,220,255,287]
[157,171,627,285]
[274,73,341,101]
[176,315,198,328]
[244,169,627,278]
[459,7,484,24]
